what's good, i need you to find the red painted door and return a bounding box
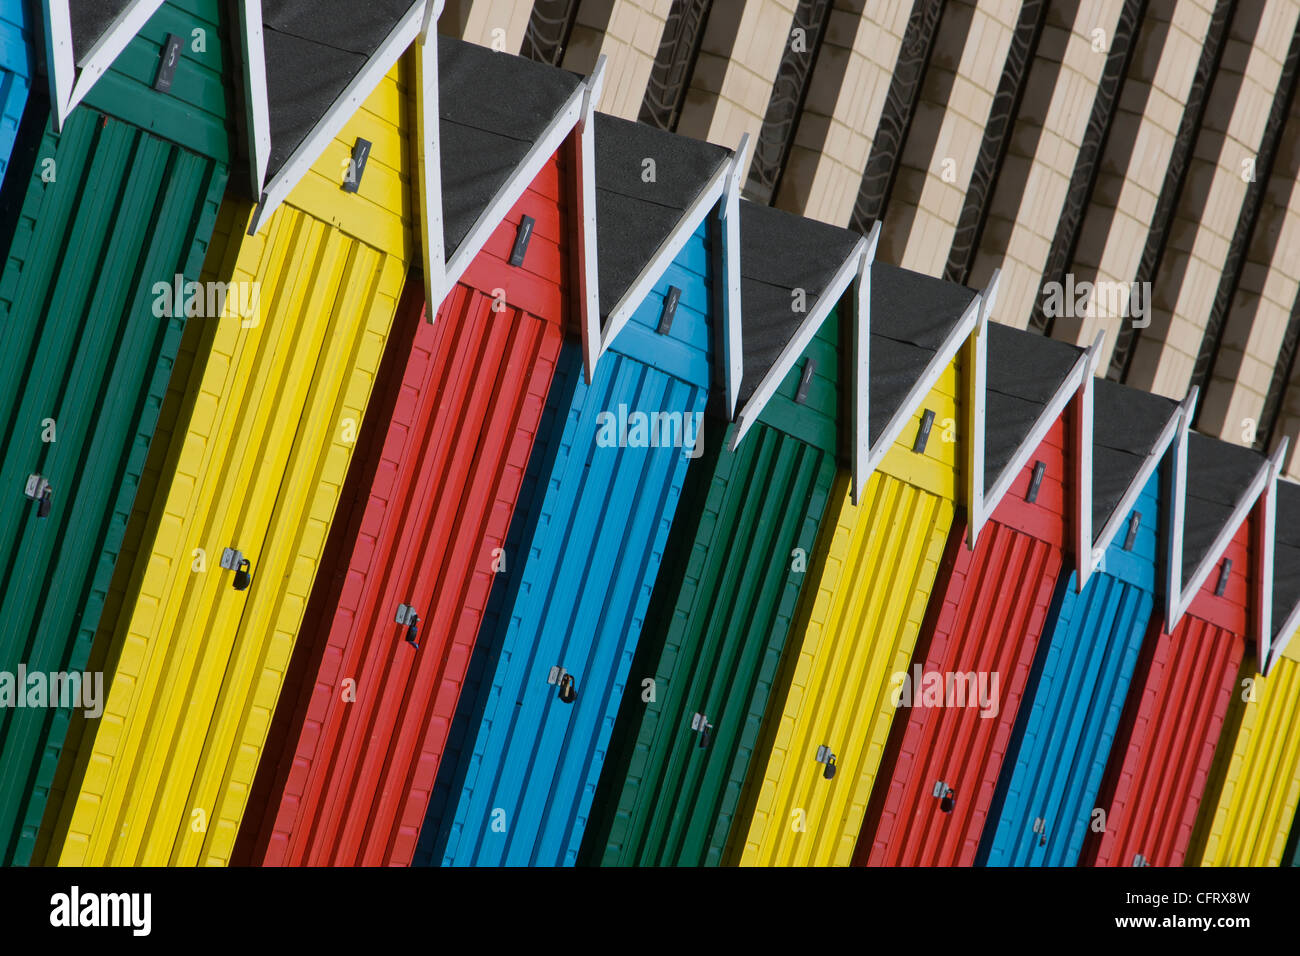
[1084,521,1251,868]
[857,418,1069,866]
[235,147,572,867]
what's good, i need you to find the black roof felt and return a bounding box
[261,0,417,185]
[1091,379,1179,533]
[439,36,583,259]
[1272,479,1300,637]
[69,0,132,63]
[983,324,1083,492]
[737,200,862,408]
[595,112,727,320]
[869,264,977,446]
[1182,433,1265,579]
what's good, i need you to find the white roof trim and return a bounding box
[1163,396,1192,630]
[414,7,446,317]
[1091,390,1187,561]
[868,278,987,499]
[57,0,166,127]
[1256,440,1287,672]
[963,273,996,549]
[238,0,272,200]
[718,133,748,419]
[1168,438,1274,631]
[41,1,76,131]
[850,221,880,505]
[980,336,1094,530]
[576,56,606,383]
[248,2,426,235]
[1073,336,1103,592]
[730,233,868,450]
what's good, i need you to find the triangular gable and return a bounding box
[1267,478,1300,672]
[866,259,984,507]
[970,324,1098,570]
[245,0,427,234]
[1168,432,1283,656]
[597,119,746,402]
[1087,379,1185,589]
[730,201,865,484]
[422,31,601,358]
[43,0,167,128]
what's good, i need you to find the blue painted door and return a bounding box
[979,468,1161,866]
[418,222,715,866]
[0,0,32,187]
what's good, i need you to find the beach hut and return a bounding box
[0,0,234,866]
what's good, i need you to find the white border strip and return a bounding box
[962,274,995,549]
[238,0,272,199]
[1072,336,1103,592]
[718,133,749,418]
[575,56,606,382]
[851,222,880,504]
[415,3,446,315]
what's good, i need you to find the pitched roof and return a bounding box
[868,264,977,447]
[438,34,583,261]
[261,0,418,186]
[983,324,1083,491]
[1091,378,1179,533]
[1182,433,1266,578]
[1272,478,1300,638]
[736,200,862,407]
[594,112,728,322]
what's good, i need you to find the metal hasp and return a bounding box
[24,474,52,518]
[341,137,372,193]
[154,34,184,93]
[396,604,420,648]
[691,712,713,749]
[1025,460,1047,503]
[913,409,936,453]
[1032,816,1047,847]
[220,547,252,591]
[815,745,836,779]
[794,358,816,405]
[508,215,535,267]
[932,780,955,813]
[548,665,577,704]
[1215,558,1232,597]
[657,285,682,335]
[1123,511,1142,552]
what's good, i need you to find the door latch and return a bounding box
[691,712,713,749]
[1033,816,1047,847]
[933,780,956,813]
[815,745,837,780]
[395,604,420,647]
[220,548,252,591]
[24,474,52,518]
[548,665,577,704]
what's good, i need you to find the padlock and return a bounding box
[405,613,420,648]
[233,558,252,591]
[823,754,836,780]
[939,787,955,813]
[557,673,577,704]
[698,722,712,749]
[37,488,52,518]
